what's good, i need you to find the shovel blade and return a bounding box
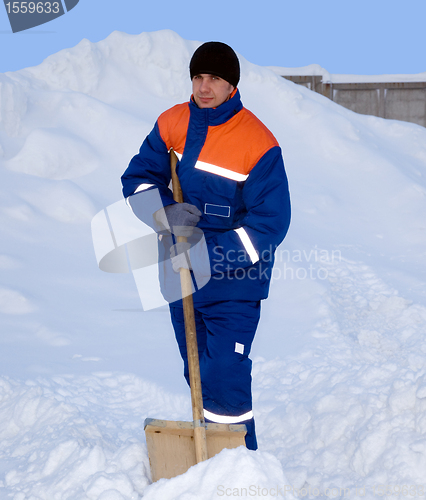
[144,418,247,482]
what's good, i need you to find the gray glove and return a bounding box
[155,203,202,237]
[170,242,192,273]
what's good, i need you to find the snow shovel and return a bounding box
[143,149,247,482]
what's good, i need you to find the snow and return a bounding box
[1,28,426,499]
[268,64,332,82]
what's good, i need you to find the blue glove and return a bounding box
[155,203,202,237]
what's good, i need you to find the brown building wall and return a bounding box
[282,76,426,128]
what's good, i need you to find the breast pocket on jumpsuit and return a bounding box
[201,174,241,229]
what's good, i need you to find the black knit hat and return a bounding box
[189,42,240,88]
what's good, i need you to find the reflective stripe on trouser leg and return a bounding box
[203,409,258,451]
[203,409,254,424]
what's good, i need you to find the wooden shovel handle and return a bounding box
[170,149,208,463]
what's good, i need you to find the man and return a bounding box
[121,42,291,450]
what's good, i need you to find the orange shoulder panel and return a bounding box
[157,103,190,155]
[199,108,279,176]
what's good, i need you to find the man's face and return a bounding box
[192,74,235,109]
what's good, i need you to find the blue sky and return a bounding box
[1,0,425,75]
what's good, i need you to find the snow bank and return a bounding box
[0,373,185,498]
[143,447,292,500]
[0,374,292,499]
[0,29,426,499]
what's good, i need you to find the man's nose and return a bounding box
[199,78,211,93]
